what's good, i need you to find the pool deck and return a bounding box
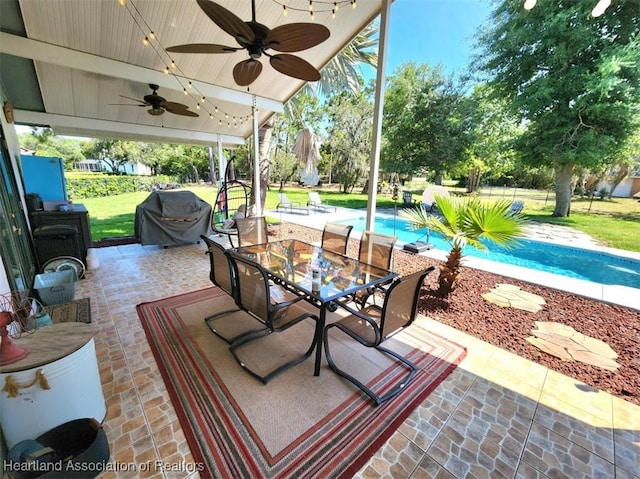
[267,206,640,311]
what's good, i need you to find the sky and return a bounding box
[377,0,492,78]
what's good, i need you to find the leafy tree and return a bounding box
[462,84,522,192]
[254,21,379,205]
[382,63,470,184]
[325,91,373,192]
[401,196,525,298]
[18,127,87,169]
[476,0,640,216]
[86,139,142,174]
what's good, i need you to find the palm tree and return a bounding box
[400,196,526,298]
[254,22,379,207]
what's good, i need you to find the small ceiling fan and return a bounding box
[167,0,330,86]
[112,84,199,117]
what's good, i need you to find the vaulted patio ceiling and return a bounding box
[0,0,382,147]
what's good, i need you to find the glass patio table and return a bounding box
[232,239,398,376]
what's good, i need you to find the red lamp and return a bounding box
[0,311,29,365]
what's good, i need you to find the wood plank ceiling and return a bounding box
[1,0,382,146]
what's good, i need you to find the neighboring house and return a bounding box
[76,159,152,175]
[601,174,640,198]
[74,159,102,172]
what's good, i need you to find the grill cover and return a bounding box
[134,190,212,246]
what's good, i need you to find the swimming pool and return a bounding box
[338,216,640,289]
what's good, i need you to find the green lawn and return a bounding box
[81,185,640,252]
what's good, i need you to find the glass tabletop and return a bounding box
[234,239,397,303]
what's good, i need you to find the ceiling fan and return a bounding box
[167,0,330,86]
[112,84,199,117]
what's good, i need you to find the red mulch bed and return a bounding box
[273,223,640,406]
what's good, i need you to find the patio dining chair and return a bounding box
[200,235,267,344]
[235,216,269,247]
[225,251,319,384]
[354,231,397,307]
[324,267,435,405]
[321,222,353,255]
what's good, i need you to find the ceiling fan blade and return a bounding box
[233,59,263,86]
[161,101,190,110]
[162,102,200,117]
[196,0,255,44]
[109,103,146,107]
[266,24,330,52]
[166,43,240,54]
[119,95,147,105]
[167,108,200,117]
[270,54,321,82]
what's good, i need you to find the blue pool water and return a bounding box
[339,216,640,289]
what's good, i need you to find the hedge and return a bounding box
[66,175,176,199]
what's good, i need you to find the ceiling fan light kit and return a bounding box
[167,0,331,86]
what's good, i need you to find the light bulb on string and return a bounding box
[149,31,155,40]
[143,36,149,46]
[524,0,536,10]
[283,4,287,16]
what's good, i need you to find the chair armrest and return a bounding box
[334,298,382,319]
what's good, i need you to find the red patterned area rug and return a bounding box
[136,287,466,479]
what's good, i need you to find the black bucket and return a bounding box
[6,418,110,479]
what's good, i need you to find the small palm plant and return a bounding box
[400,195,526,298]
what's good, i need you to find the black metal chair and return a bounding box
[226,251,319,384]
[353,230,397,307]
[200,235,267,344]
[235,216,269,247]
[321,222,353,255]
[324,267,435,406]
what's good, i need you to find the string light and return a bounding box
[523,0,536,10]
[274,0,353,19]
[122,0,254,127]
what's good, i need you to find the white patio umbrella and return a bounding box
[293,128,321,186]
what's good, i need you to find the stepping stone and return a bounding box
[482,284,546,312]
[526,321,620,371]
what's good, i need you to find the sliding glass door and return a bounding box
[0,123,35,293]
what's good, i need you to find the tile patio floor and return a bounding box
[69,217,639,479]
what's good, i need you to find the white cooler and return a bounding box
[0,322,106,448]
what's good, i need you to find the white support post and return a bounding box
[365,0,392,232]
[252,95,262,216]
